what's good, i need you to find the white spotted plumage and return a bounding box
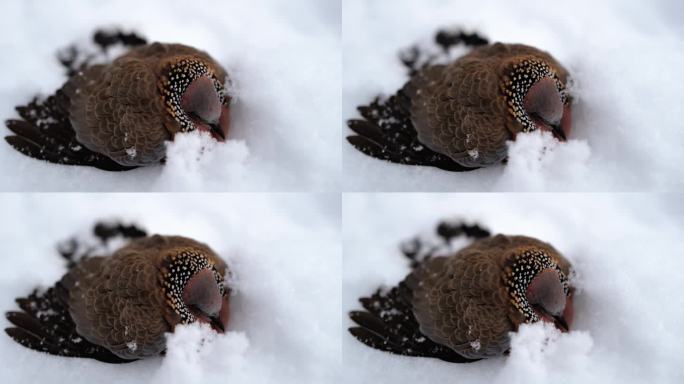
[505,248,570,323]
[502,59,568,133]
[161,58,228,132]
[161,250,226,324]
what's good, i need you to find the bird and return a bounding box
[4,221,232,363]
[347,29,573,171]
[348,220,574,362]
[4,29,232,171]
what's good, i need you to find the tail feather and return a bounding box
[58,221,147,268]
[401,220,492,269]
[60,29,147,78]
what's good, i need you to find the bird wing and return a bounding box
[407,250,514,360]
[3,29,148,171]
[348,281,480,363]
[4,285,133,363]
[61,250,170,360]
[346,87,478,172]
[65,58,170,167]
[3,83,137,172]
[406,57,512,169]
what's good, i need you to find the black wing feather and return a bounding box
[349,284,480,363]
[4,287,133,364]
[4,90,137,172]
[346,94,478,172]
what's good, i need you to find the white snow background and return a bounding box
[0,0,341,191]
[343,193,684,383]
[0,193,341,383]
[343,0,684,191]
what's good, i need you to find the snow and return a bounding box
[153,324,250,384]
[0,193,341,383]
[0,0,340,191]
[343,193,684,383]
[502,322,594,384]
[125,147,137,160]
[497,131,592,191]
[343,0,684,191]
[126,341,138,353]
[159,132,250,190]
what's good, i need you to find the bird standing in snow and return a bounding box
[347,30,573,171]
[348,221,575,362]
[4,222,231,363]
[4,30,232,171]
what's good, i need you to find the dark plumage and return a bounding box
[4,30,232,171]
[347,30,572,171]
[348,220,574,362]
[4,222,231,363]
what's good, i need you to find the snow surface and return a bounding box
[343,193,684,383]
[343,0,684,191]
[0,194,341,383]
[0,0,341,191]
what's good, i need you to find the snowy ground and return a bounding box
[0,0,341,191]
[343,193,684,383]
[343,0,684,191]
[0,193,341,384]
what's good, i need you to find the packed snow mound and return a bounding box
[0,0,340,191]
[153,324,250,384]
[343,0,684,191]
[500,323,594,384]
[158,131,251,191]
[495,131,592,191]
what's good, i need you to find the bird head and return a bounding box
[503,57,572,141]
[504,248,573,332]
[161,249,230,333]
[160,57,231,141]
